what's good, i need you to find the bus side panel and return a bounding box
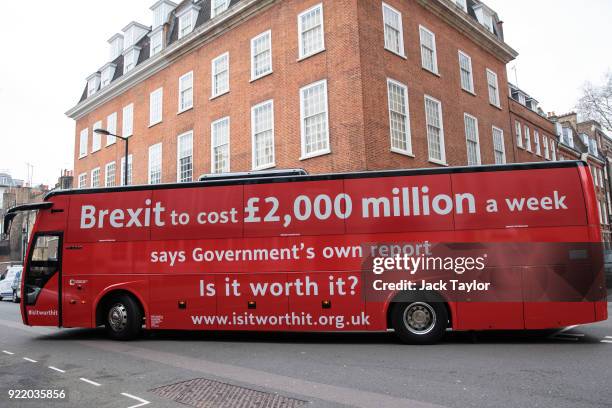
[66,191,152,243]
[522,165,606,329]
[524,303,597,329]
[288,271,366,331]
[216,273,289,331]
[452,167,593,331]
[149,274,217,330]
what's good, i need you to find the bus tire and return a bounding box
[104,294,142,341]
[392,301,448,344]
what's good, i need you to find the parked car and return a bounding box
[0,266,23,302]
[11,269,22,303]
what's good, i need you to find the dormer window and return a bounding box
[518,93,526,105]
[122,21,149,49]
[455,0,467,12]
[108,34,124,60]
[151,0,177,28]
[473,5,496,34]
[588,138,598,156]
[581,134,589,146]
[86,73,101,97]
[100,63,117,87]
[211,0,230,18]
[177,3,200,39]
[149,26,164,57]
[562,128,574,148]
[123,46,142,73]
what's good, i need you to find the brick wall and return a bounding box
[509,99,557,163]
[73,0,518,185]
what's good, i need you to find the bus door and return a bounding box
[22,233,62,327]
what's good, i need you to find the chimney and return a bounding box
[496,20,505,41]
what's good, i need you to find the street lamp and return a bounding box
[94,129,129,186]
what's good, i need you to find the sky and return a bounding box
[0,0,611,186]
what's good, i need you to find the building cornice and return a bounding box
[66,0,274,120]
[416,0,518,63]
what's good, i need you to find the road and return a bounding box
[1,300,612,408]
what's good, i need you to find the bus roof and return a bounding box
[45,160,587,200]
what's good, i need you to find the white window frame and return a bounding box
[419,25,438,75]
[386,78,412,156]
[106,112,117,146]
[122,103,134,137]
[211,52,230,98]
[424,95,446,165]
[120,154,133,186]
[178,71,194,113]
[79,128,88,158]
[78,172,87,188]
[251,99,276,170]
[105,162,116,187]
[150,29,163,56]
[455,0,468,12]
[148,143,163,184]
[298,3,325,60]
[177,131,194,183]
[149,87,163,127]
[524,125,531,152]
[458,50,474,94]
[515,120,523,148]
[300,79,330,160]
[177,7,199,40]
[534,130,541,156]
[464,113,481,165]
[382,2,405,58]
[91,121,102,153]
[486,69,500,107]
[211,117,231,174]
[492,126,506,164]
[543,136,550,160]
[599,169,604,187]
[90,167,100,188]
[211,0,230,18]
[250,30,273,81]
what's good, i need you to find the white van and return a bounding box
[0,266,23,302]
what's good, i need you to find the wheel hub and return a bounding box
[108,303,128,332]
[403,302,436,335]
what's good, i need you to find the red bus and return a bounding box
[3,161,607,343]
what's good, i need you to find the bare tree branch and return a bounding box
[577,71,612,132]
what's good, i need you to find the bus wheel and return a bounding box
[392,301,447,344]
[104,295,142,340]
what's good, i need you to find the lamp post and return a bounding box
[94,129,129,186]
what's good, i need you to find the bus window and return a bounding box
[25,235,61,306]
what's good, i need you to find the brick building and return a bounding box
[549,112,611,241]
[66,0,519,188]
[508,83,557,163]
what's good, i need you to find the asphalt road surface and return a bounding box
[1,300,611,408]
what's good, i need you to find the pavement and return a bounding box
[1,300,612,408]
